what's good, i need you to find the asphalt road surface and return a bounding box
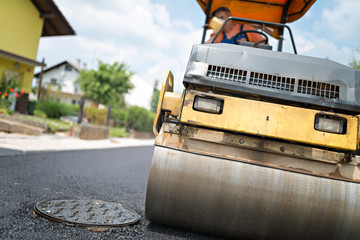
[0,146,222,239]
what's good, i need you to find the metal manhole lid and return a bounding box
[34,199,140,227]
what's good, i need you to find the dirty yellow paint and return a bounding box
[162,92,182,117]
[153,71,174,136]
[181,90,358,151]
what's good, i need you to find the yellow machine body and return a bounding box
[181,90,358,151]
[146,71,360,239]
[145,1,360,238]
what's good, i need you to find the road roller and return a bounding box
[146,0,360,239]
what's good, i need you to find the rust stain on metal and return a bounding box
[87,227,111,232]
[172,141,352,182]
[285,167,313,174]
[157,131,189,150]
[180,142,359,183]
[317,111,342,118]
[329,164,343,178]
[166,151,177,157]
[156,124,360,182]
[187,120,201,124]
[183,98,193,107]
[161,123,345,165]
[184,126,196,138]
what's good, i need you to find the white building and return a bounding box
[34,60,82,105]
[34,60,156,110]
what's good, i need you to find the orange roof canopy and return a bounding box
[197,0,315,24]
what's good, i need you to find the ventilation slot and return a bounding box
[297,80,339,99]
[249,72,295,92]
[207,65,247,83]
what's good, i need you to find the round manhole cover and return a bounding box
[34,199,140,227]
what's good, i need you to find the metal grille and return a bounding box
[207,65,247,83]
[297,79,340,99]
[205,65,340,100]
[249,72,295,92]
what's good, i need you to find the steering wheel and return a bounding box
[233,30,269,47]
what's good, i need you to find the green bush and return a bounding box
[110,108,127,127]
[70,104,79,113]
[109,127,129,137]
[83,106,107,125]
[111,108,126,121]
[35,101,77,118]
[34,109,47,118]
[0,107,11,115]
[125,106,155,131]
[146,111,156,130]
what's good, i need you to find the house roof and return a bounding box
[30,0,76,37]
[0,49,46,67]
[34,60,80,78]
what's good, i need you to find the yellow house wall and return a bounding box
[0,0,44,59]
[0,58,34,93]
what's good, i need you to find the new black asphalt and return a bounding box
[0,146,221,239]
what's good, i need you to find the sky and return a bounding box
[36,0,360,108]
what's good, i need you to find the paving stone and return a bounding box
[1,114,49,132]
[75,124,109,140]
[0,119,43,136]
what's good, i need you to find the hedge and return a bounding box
[35,101,77,118]
[125,106,155,131]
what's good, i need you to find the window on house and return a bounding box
[50,78,57,85]
[72,100,76,105]
[74,83,79,94]
[5,69,21,82]
[65,65,72,71]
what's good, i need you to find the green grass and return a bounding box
[17,115,71,133]
[17,114,130,137]
[0,108,11,115]
[109,127,129,138]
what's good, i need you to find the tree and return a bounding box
[349,47,360,71]
[126,106,155,131]
[77,61,134,126]
[150,89,160,112]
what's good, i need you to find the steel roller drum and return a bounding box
[145,146,360,239]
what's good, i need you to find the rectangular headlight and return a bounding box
[314,115,346,134]
[193,96,223,114]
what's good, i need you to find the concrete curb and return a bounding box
[0,132,154,156]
